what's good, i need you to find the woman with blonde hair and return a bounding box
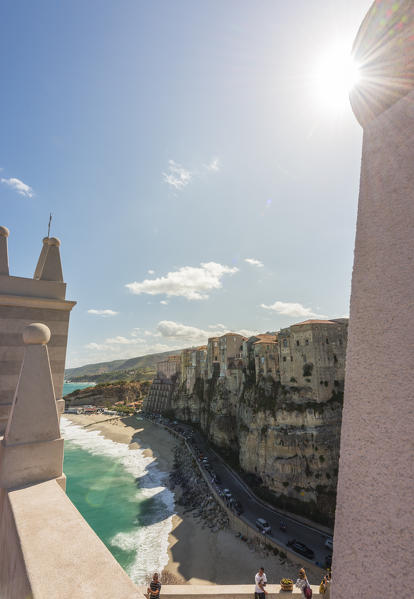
[295,568,312,598]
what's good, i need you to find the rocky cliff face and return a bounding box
[171,374,342,526]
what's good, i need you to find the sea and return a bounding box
[61,383,175,584]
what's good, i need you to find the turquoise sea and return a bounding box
[61,383,174,583]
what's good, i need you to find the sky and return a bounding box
[1,0,372,368]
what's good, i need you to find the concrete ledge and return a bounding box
[138,585,323,598]
[0,438,64,489]
[8,479,141,598]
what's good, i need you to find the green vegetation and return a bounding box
[69,366,155,385]
[65,349,183,381]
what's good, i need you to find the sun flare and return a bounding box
[313,44,360,111]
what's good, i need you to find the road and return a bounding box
[144,414,333,568]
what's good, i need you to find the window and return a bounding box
[305,339,309,345]
[283,356,286,362]
[333,354,338,364]
[283,339,287,348]
[326,338,329,344]
[290,356,293,361]
[296,340,300,346]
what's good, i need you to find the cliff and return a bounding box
[171,374,342,527]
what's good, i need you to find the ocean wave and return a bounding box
[61,417,175,584]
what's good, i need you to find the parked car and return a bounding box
[222,488,232,499]
[233,500,244,515]
[279,521,287,532]
[287,539,315,559]
[255,518,272,534]
[325,537,333,550]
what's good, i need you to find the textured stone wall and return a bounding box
[333,89,414,595]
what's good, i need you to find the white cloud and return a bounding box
[87,309,118,317]
[260,300,327,319]
[160,300,168,305]
[1,177,34,198]
[126,262,239,301]
[205,157,220,172]
[163,160,191,190]
[105,335,145,345]
[148,269,155,275]
[245,258,264,268]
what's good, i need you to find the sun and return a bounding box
[312,44,360,112]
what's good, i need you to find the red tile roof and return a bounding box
[291,319,337,327]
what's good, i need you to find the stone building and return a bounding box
[206,336,220,378]
[157,354,181,380]
[186,346,207,394]
[242,333,278,379]
[180,347,193,385]
[278,319,348,401]
[218,332,245,377]
[253,338,279,382]
[144,356,180,413]
[0,227,76,434]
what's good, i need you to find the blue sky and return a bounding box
[1,1,371,367]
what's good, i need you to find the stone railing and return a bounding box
[139,585,323,598]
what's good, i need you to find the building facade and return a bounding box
[278,319,348,401]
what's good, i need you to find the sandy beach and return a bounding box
[63,414,322,586]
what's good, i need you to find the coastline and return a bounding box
[63,414,322,586]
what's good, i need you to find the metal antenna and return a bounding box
[47,213,52,238]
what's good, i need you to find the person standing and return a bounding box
[324,572,331,598]
[254,566,268,599]
[147,572,161,599]
[295,568,312,598]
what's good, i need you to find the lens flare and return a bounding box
[313,44,360,112]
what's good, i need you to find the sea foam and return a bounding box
[61,417,175,583]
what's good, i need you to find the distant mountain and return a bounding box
[65,349,183,381]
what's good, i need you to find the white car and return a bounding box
[256,518,272,534]
[325,537,333,549]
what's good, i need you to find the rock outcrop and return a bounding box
[171,373,343,526]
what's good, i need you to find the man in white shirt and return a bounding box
[254,567,268,599]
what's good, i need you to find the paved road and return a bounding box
[145,415,333,568]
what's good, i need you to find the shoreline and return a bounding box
[63,413,322,586]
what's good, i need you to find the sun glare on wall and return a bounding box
[312,43,361,113]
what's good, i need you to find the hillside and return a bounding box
[65,349,183,381]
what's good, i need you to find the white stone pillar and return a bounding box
[39,237,64,282]
[33,237,50,279]
[0,226,9,276]
[332,2,414,597]
[0,323,65,490]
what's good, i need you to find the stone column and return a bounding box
[33,237,50,279]
[0,226,9,276]
[39,237,64,282]
[0,323,65,491]
[332,2,414,597]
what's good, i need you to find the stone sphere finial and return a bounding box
[0,226,10,238]
[42,236,49,244]
[48,237,61,247]
[23,323,51,345]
